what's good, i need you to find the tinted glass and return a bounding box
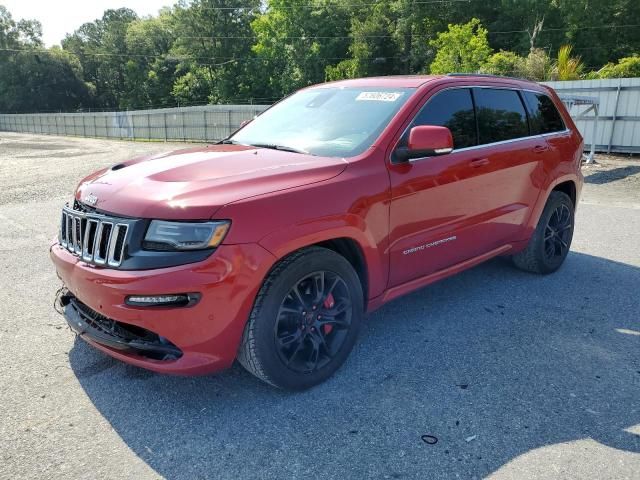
[413,89,476,149]
[231,87,414,158]
[523,91,565,134]
[474,88,529,144]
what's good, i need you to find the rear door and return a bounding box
[470,87,549,244]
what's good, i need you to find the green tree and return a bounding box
[554,45,584,80]
[251,0,351,99]
[325,59,358,81]
[555,0,640,69]
[0,5,42,49]
[170,0,261,104]
[0,7,92,113]
[171,67,211,104]
[62,8,139,109]
[4,0,640,114]
[591,55,640,79]
[481,50,523,76]
[123,12,176,109]
[429,19,492,74]
[345,1,402,78]
[518,48,554,81]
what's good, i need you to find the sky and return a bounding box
[2,0,173,46]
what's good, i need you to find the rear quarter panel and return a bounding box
[521,86,584,240]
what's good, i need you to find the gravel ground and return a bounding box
[0,132,638,480]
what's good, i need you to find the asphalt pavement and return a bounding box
[0,133,638,479]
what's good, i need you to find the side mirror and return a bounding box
[396,125,454,162]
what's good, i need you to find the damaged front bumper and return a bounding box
[58,289,183,361]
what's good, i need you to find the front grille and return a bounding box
[60,205,130,267]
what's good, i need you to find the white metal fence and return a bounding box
[544,78,640,154]
[1,78,639,153]
[0,104,269,143]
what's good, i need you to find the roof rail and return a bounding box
[446,73,535,82]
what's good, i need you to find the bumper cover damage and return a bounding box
[58,289,182,361]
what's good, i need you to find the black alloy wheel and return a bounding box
[543,203,573,262]
[238,247,363,390]
[274,271,352,374]
[512,191,575,274]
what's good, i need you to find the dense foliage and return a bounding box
[1,0,639,112]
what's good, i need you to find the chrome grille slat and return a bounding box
[71,216,78,253]
[60,212,68,248]
[82,219,99,262]
[58,206,129,268]
[108,224,128,267]
[75,217,83,253]
[93,221,112,265]
[66,214,72,247]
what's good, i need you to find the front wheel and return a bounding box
[238,247,363,390]
[512,191,575,274]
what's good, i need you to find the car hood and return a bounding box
[75,144,348,219]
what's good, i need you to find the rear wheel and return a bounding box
[238,247,363,390]
[512,191,575,274]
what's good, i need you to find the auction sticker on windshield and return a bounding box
[356,92,404,102]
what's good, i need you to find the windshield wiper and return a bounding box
[249,143,310,155]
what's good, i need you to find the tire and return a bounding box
[512,191,575,274]
[237,246,364,390]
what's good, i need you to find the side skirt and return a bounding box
[367,244,513,312]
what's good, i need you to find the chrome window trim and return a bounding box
[393,84,569,165]
[407,130,571,164]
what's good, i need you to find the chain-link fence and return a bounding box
[0,104,269,143]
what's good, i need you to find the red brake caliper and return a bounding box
[322,293,335,335]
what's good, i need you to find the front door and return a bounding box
[387,86,541,288]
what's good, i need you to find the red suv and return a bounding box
[51,74,584,390]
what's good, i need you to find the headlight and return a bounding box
[143,220,230,251]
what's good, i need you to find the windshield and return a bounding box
[229,87,415,157]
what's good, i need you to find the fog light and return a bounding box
[125,293,200,307]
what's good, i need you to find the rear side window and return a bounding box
[523,91,566,134]
[412,88,477,149]
[474,88,529,144]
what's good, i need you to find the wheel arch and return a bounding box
[258,225,386,308]
[315,238,369,307]
[552,179,577,209]
[524,174,581,236]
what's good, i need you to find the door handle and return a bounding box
[470,158,489,168]
[533,145,548,153]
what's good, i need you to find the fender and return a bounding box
[522,172,582,241]
[257,214,387,301]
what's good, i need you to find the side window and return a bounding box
[474,88,529,145]
[523,91,566,134]
[412,88,477,149]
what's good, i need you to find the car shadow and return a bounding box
[585,165,640,185]
[68,252,640,479]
